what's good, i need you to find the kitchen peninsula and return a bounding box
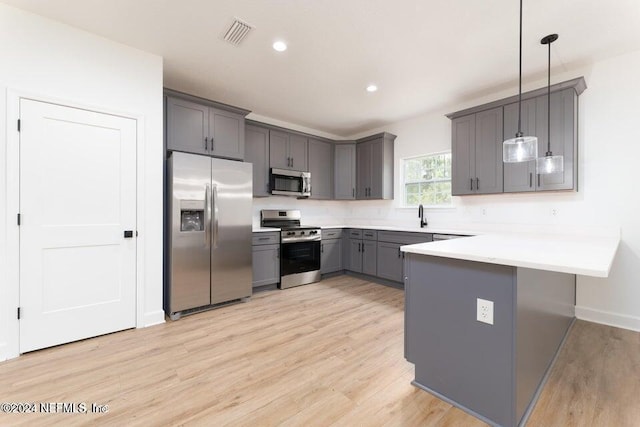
[402,232,619,427]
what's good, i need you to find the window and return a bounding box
[403,152,452,207]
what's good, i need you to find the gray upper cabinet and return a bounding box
[451,114,475,196]
[356,132,396,200]
[166,97,209,156]
[334,143,356,199]
[209,108,245,160]
[504,98,538,192]
[537,88,577,191]
[451,107,503,196]
[449,77,584,195]
[308,138,333,199]
[503,88,578,192]
[165,93,248,160]
[269,130,308,171]
[245,125,270,197]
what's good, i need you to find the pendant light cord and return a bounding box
[517,0,523,137]
[546,40,551,155]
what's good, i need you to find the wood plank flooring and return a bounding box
[0,275,638,426]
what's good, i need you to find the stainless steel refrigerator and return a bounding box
[165,152,252,320]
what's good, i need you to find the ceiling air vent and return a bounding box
[223,18,253,46]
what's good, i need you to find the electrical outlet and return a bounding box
[477,298,494,325]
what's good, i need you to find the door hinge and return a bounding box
[17,119,21,132]
[17,213,21,226]
[17,307,21,320]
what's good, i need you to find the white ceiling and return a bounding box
[4,0,640,136]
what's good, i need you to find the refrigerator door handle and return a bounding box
[204,184,211,248]
[212,184,219,249]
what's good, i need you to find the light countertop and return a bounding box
[252,226,280,233]
[401,233,620,278]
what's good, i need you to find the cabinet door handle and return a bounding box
[362,243,365,253]
[291,157,294,168]
[476,177,479,191]
[204,137,208,151]
[538,174,541,187]
[321,243,324,253]
[470,178,473,191]
[352,188,355,198]
[529,172,533,188]
[258,237,269,241]
[397,248,401,258]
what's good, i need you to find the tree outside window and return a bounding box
[403,152,452,207]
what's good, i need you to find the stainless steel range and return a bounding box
[261,210,321,289]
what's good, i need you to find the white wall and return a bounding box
[344,49,640,331]
[0,4,164,360]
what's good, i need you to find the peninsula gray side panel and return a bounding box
[405,254,515,427]
[515,267,575,424]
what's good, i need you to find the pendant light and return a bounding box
[536,34,564,174]
[503,0,538,163]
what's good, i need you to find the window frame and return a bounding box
[401,150,453,208]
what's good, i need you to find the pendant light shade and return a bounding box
[503,136,538,163]
[537,33,563,174]
[503,0,538,163]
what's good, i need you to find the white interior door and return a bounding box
[19,99,137,353]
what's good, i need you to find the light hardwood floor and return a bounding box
[0,276,638,426]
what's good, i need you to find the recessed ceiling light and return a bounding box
[366,84,378,93]
[272,41,287,52]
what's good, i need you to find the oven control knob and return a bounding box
[310,230,317,235]
[287,231,294,236]
[300,231,306,235]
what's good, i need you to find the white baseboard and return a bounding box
[575,306,640,332]
[142,310,165,327]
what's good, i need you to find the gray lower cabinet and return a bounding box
[245,125,270,197]
[451,106,503,195]
[308,138,333,199]
[321,238,342,274]
[345,230,377,276]
[377,242,403,282]
[356,133,395,200]
[166,96,246,160]
[252,232,280,288]
[334,143,356,199]
[269,130,308,171]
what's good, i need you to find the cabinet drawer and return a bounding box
[348,229,362,239]
[322,229,343,240]
[252,232,280,245]
[362,230,378,241]
[377,231,433,245]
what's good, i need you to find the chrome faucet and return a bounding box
[418,204,428,228]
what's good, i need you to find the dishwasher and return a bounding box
[432,234,469,241]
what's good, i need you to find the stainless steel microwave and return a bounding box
[270,168,311,197]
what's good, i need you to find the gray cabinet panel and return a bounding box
[209,108,244,160]
[166,97,208,155]
[269,130,290,170]
[377,242,403,282]
[362,240,377,276]
[308,138,333,199]
[289,134,308,171]
[504,99,537,193]
[334,143,356,199]
[322,228,343,240]
[252,244,279,288]
[369,139,384,199]
[377,231,433,245]
[537,88,577,191]
[252,232,279,245]
[348,239,363,273]
[474,107,503,194]
[245,125,270,197]
[321,239,342,274]
[356,142,371,199]
[451,114,475,196]
[348,229,362,239]
[362,230,377,240]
